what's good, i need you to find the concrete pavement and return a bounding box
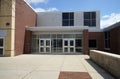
[0,55,115,79]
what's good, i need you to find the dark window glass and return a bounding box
[108,32,110,38]
[84,12,90,19]
[75,39,82,47]
[70,48,74,52]
[104,31,110,48]
[0,39,3,47]
[107,39,110,48]
[64,48,68,52]
[63,20,69,26]
[62,12,74,26]
[51,39,55,49]
[57,39,62,47]
[0,0,1,10]
[105,40,109,48]
[89,40,97,48]
[84,12,96,27]
[46,48,50,52]
[65,41,68,46]
[84,20,90,26]
[63,13,69,19]
[92,12,96,19]
[91,20,96,26]
[70,40,74,46]
[0,48,3,55]
[70,13,74,19]
[70,20,74,26]
[46,40,50,46]
[104,32,108,39]
[40,48,44,52]
[76,48,82,52]
[40,40,44,46]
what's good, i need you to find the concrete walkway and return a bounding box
[0,55,115,79]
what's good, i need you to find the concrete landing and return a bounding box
[0,55,115,79]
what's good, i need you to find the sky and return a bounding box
[24,0,120,28]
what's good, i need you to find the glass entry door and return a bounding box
[63,39,75,53]
[39,39,51,53]
[0,38,4,56]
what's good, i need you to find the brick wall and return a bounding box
[109,26,120,54]
[15,0,36,55]
[89,32,104,51]
[24,30,32,54]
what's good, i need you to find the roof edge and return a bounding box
[103,21,120,31]
[23,0,36,13]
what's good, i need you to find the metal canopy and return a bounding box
[26,26,89,32]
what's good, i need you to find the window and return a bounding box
[0,39,3,47]
[84,12,96,27]
[0,0,1,12]
[104,32,110,48]
[62,12,74,26]
[75,39,82,47]
[51,39,63,52]
[89,39,97,48]
[70,40,74,46]
[0,38,4,55]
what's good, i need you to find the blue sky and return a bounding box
[25,0,120,28]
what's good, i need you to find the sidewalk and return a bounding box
[0,55,115,79]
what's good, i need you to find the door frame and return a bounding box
[39,38,51,53]
[0,37,4,56]
[63,38,75,53]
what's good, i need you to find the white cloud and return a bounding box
[24,0,48,4]
[34,8,46,12]
[34,7,58,12]
[101,13,120,28]
[47,8,58,12]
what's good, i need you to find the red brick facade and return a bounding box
[15,0,36,56]
[89,32,104,51]
[24,30,32,54]
[14,0,120,55]
[83,31,104,54]
[107,25,120,54]
[84,27,120,55]
[83,29,89,54]
[88,25,120,55]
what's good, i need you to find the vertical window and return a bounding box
[62,12,74,26]
[84,12,96,27]
[89,39,97,48]
[0,38,4,55]
[104,31,110,48]
[0,39,3,47]
[0,0,1,12]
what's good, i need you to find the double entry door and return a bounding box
[63,39,75,53]
[39,38,75,53]
[39,39,51,53]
